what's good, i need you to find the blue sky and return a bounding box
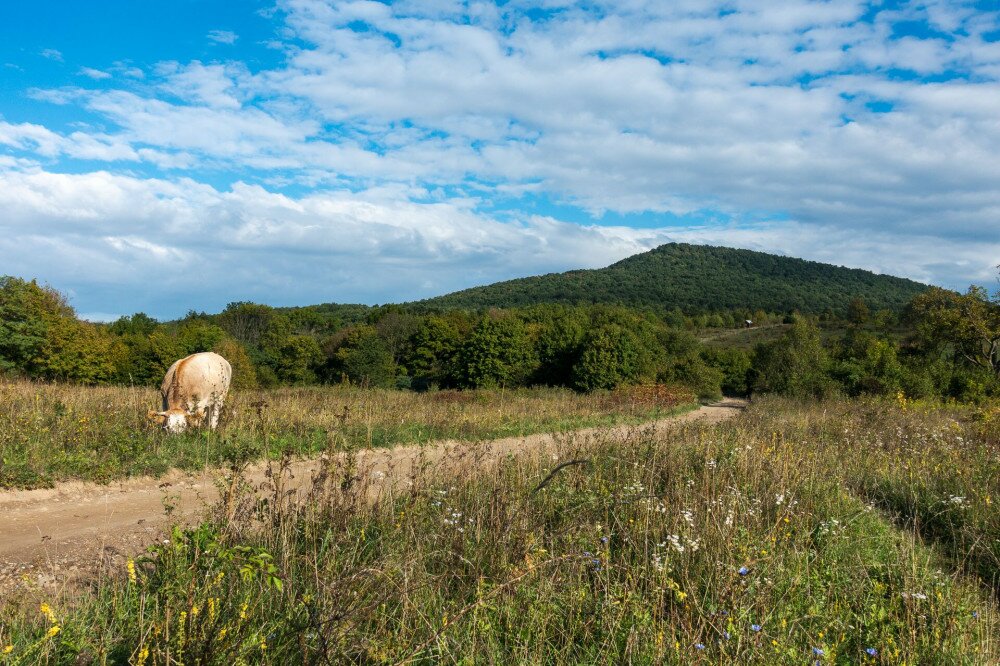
[1,1,999,320]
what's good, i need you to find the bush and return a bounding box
[752,317,834,398]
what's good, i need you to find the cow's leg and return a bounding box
[210,400,223,429]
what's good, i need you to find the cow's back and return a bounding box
[162,352,232,410]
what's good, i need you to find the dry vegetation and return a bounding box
[0,379,696,489]
[2,395,998,664]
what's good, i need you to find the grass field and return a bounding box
[2,395,998,664]
[0,380,696,489]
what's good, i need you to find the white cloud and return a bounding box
[207,30,239,45]
[0,166,993,318]
[2,0,999,314]
[79,67,112,80]
[40,48,63,62]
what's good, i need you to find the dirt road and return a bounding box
[0,400,745,593]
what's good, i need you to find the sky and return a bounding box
[1,1,999,321]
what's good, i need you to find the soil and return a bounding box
[0,399,745,596]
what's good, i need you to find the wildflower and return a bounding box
[738,566,749,576]
[866,648,878,656]
[722,631,731,640]
[601,536,609,544]
[40,603,57,624]
[127,558,137,583]
[46,626,60,639]
[812,647,824,656]
[135,646,150,666]
[695,643,705,650]
[972,611,979,619]
[751,624,762,632]
[2,645,13,654]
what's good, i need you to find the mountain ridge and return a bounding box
[412,243,930,314]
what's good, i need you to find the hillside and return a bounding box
[417,243,930,314]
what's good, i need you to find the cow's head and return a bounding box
[147,408,191,433]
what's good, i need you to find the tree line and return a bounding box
[1,274,997,403]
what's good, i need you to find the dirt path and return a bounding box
[0,400,745,594]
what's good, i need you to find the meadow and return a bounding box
[2,395,998,664]
[0,379,695,489]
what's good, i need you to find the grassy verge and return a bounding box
[0,380,697,489]
[1,396,996,663]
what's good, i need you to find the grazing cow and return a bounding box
[149,352,232,433]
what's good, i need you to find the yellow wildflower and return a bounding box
[3,645,13,654]
[46,626,60,639]
[135,646,150,666]
[127,559,137,584]
[40,603,57,624]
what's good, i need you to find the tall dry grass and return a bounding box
[0,379,695,488]
[2,396,997,664]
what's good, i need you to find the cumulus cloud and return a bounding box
[0,166,992,319]
[1,0,998,315]
[40,48,63,62]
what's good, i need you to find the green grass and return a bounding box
[2,396,997,664]
[0,380,696,489]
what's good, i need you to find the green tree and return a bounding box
[330,326,396,388]
[909,286,1000,378]
[177,320,226,355]
[213,337,258,389]
[752,317,833,398]
[108,312,158,336]
[534,314,585,386]
[271,335,323,385]
[407,317,461,388]
[456,315,535,389]
[701,347,752,396]
[0,277,50,374]
[218,302,276,348]
[571,324,641,392]
[846,296,870,326]
[831,330,903,396]
[0,276,120,383]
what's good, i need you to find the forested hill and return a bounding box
[417,243,930,314]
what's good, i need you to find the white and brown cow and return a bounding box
[149,352,232,433]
